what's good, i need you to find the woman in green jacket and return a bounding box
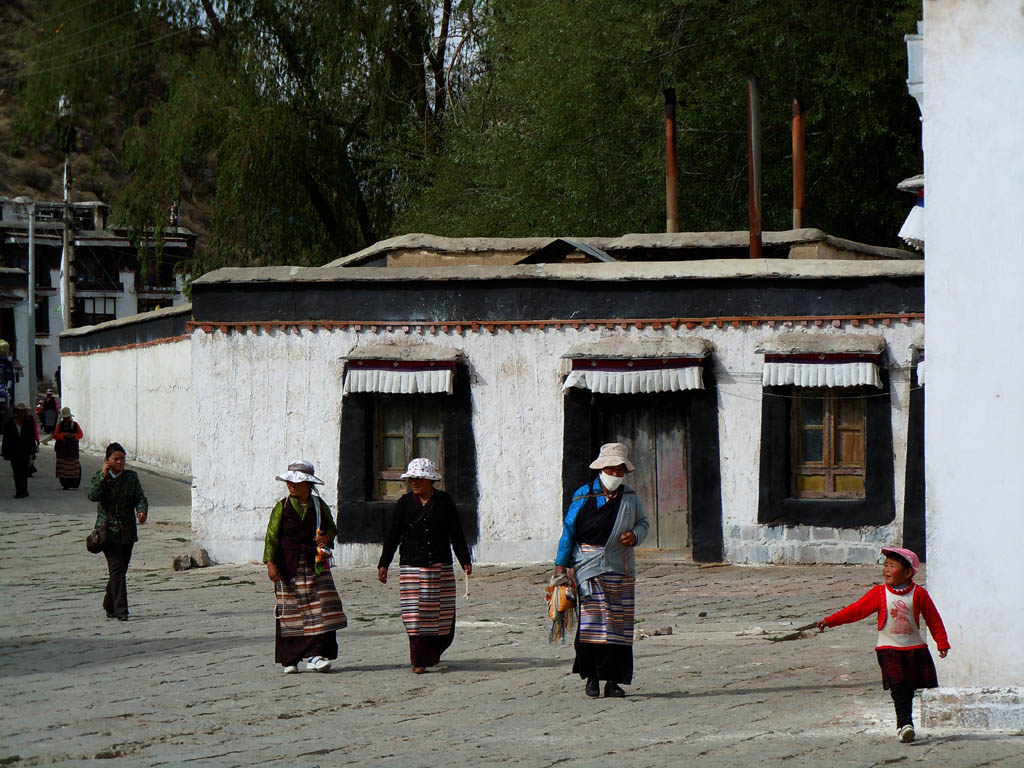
[88,442,148,621]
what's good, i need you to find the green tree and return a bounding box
[398,0,923,245]
[11,0,484,274]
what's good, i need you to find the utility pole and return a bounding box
[26,200,37,407]
[62,160,74,330]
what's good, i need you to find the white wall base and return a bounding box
[920,687,1024,731]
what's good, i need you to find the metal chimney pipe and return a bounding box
[664,88,679,233]
[747,78,763,258]
[792,98,806,229]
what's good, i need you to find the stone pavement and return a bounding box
[1,448,1020,768]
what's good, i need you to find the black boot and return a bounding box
[585,678,600,698]
[604,682,625,698]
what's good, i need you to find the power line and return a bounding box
[0,0,107,43]
[17,15,183,69]
[14,24,196,79]
[16,7,147,54]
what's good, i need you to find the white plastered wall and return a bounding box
[192,320,920,568]
[60,338,191,474]
[919,0,1024,728]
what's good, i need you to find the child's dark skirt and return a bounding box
[876,647,938,690]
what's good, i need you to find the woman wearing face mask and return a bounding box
[553,442,649,699]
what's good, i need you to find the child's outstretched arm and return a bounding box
[816,586,883,632]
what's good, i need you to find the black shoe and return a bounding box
[115,615,129,622]
[585,678,600,698]
[604,682,626,698]
[105,612,115,619]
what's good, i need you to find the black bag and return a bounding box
[86,520,108,554]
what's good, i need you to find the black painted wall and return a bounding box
[336,364,479,546]
[757,374,895,528]
[59,308,191,353]
[903,370,926,560]
[192,275,923,324]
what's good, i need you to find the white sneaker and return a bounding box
[283,665,298,674]
[898,724,915,743]
[306,656,331,672]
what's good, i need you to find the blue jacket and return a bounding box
[555,478,649,590]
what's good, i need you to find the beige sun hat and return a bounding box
[60,406,73,418]
[589,442,635,472]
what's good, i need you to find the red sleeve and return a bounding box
[825,585,882,628]
[74,423,83,440]
[914,587,950,651]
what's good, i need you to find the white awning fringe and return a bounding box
[563,366,704,394]
[343,367,453,395]
[762,361,881,388]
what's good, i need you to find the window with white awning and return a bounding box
[758,334,886,389]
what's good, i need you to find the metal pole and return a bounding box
[792,98,805,229]
[747,78,763,258]
[664,88,679,233]
[27,202,37,408]
[62,160,73,330]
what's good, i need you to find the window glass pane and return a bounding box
[800,395,825,426]
[795,474,826,493]
[381,403,406,435]
[382,436,406,469]
[801,428,824,462]
[836,430,864,464]
[837,396,864,426]
[416,436,440,464]
[834,475,865,494]
[417,402,441,434]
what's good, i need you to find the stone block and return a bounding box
[785,527,809,542]
[810,527,838,541]
[172,554,192,571]
[837,528,865,543]
[817,546,849,565]
[921,687,1024,730]
[762,525,784,541]
[794,545,820,564]
[846,546,877,565]
[190,548,212,568]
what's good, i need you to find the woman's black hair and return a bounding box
[105,442,126,458]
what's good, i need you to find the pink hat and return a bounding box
[881,546,920,575]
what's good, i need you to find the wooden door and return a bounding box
[598,398,689,548]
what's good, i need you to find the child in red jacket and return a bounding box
[817,546,949,743]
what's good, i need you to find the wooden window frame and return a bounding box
[790,388,867,500]
[373,396,444,500]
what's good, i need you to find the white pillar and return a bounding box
[921,1,1024,729]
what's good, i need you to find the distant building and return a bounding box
[0,196,194,396]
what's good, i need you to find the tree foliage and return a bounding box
[10,0,922,276]
[399,0,923,244]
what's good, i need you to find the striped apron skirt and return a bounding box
[573,545,636,684]
[399,564,456,667]
[275,558,348,638]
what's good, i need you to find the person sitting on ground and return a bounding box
[817,546,949,743]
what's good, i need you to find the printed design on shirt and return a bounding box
[889,599,913,634]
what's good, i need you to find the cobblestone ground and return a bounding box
[1,447,1021,767]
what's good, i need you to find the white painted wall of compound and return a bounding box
[191,320,921,568]
[920,1,1024,726]
[60,339,191,474]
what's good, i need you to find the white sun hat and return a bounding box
[400,457,442,481]
[275,459,324,485]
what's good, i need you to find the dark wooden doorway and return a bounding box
[595,396,689,548]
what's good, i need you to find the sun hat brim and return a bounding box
[400,469,441,480]
[276,470,324,485]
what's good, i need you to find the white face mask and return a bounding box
[600,472,624,492]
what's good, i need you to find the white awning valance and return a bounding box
[761,357,882,388]
[343,359,456,395]
[917,359,925,386]
[758,333,885,388]
[563,357,705,394]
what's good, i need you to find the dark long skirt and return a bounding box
[275,623,338,666]
[572,571,635,685]
[876,647,939,690]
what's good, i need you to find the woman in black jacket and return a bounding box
[378,458,472,673]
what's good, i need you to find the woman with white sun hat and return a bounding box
[263,460,348,674]
[378,457,472,674]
